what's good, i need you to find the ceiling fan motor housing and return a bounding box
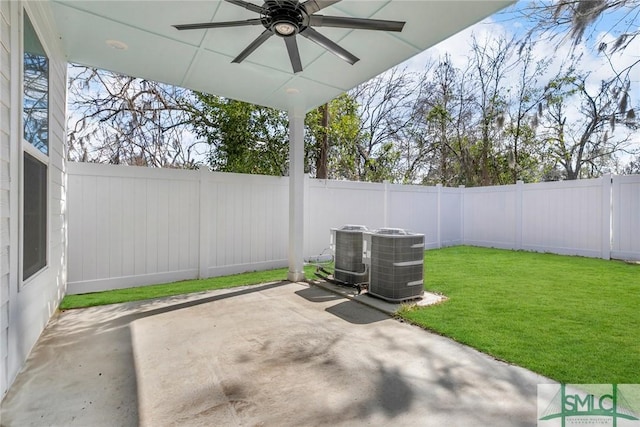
[263,0,306,37]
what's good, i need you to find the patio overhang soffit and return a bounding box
[50,0,514,112]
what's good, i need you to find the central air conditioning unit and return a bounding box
[330,225,369,285]
[363,228,424,302]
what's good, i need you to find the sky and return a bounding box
[405,1,639,94]
[68,1,640,169]
[395,0,640,167]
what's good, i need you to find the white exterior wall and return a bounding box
[0,0,67,398]
[0,0,11,398]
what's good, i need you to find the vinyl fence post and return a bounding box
[383,180,390,228]
[601,174,612,260]
[516,180,524,250]
[198,166,210,279]
[459,185,465,245]
[436,184,442,248]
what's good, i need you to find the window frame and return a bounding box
[20,9,51,285]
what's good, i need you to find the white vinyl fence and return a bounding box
[67,163,640,294]
[67,163,288,294]
[463,178,612,258]
[612,175,640,260]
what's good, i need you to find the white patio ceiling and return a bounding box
[50,0,514,112]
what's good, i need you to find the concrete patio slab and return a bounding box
[1,281,555,426]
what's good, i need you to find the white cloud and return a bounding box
[402,17,509,72]
[391,12,640,167]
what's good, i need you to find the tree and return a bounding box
[468,33,516,186]
[304,93,362,180]
[622,154,640,174]
[188,93,290,176]
[349,67,419,182]
[520,0,639,124]
[67,65,202,168]
[407,56,473,186]
[502,39,551,183]
[522,0,640,55]
[537,65,638,179]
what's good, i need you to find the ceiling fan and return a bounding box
[173,0,406,73]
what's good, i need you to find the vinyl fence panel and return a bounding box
[387,183,439,248]
[440,187,464,246]
[463,184,519,249]
[204,171,289,277]
[612,174,640,261]
[67,163,200,294]
[67,162,638,293]
[520,178,610,258]
[306,179,386,258]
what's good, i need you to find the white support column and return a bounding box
[287,107,305,282]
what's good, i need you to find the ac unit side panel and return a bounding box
[334,228,368,284]
[368,233,425,302]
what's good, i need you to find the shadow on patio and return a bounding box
[1,281,553,427]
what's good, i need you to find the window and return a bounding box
[23,13,48,154]
[23,12,49,281]
[23,153,47,279]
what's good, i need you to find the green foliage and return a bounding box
[304,93,363,180]
[362,141,401,182]
[190,93,289,176]
[425,104,451,123]
[401,246,640,383]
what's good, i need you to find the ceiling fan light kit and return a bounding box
[173,0,406,73]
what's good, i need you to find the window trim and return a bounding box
[20,8,51,286]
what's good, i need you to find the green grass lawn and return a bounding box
[399,246,640,384]
[61,246,639,385]
[60,265,317,309]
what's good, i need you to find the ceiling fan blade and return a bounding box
[308,15,405,32]
[301,0,341,14]
[284,36,303,73]
[173,18,263,31]
[224,0,267,15]
[300,27,358,65]
[232,29,274,63]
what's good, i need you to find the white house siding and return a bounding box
[1,0,67,398]
[0,0,12,398]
